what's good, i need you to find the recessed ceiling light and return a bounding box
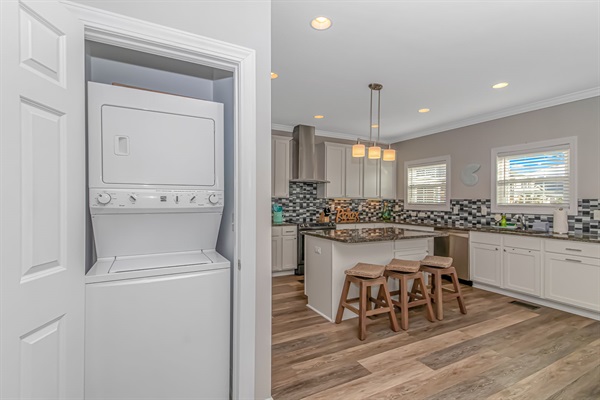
[418,108,430,113]
[311,16,332,30]
[271,72,278,79]
[492,82,509,89]
[371,124,379,128]
[314,115,324,119]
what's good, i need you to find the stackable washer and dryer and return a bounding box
[85,82,229,399]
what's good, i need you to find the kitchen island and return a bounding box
[303,227,446,321]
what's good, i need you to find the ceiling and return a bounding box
[271,1,600,143]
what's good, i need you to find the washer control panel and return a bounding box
[90,189,223,209]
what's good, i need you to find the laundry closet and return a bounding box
[83,41,235,399]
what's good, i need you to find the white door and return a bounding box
[470,242,502,287]
[345,147,363,198]
[325,144,345,198]
[363,158,380,198]
[380,159,397,199]
[502,247,541,296]
[271,137,290,197]
[0,1,85,398]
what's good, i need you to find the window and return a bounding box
[405,155,451,211]
[492,137,577,215]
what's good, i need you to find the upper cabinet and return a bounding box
[317,142,395,199]
[272,136,291,197]
[380,159,397,199]
[363,158,380,198]
[345,147,363,198]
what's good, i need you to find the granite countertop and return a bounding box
[338,220,599,243]
[271,222,297,227]
[302,227,447,244]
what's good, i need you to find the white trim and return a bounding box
[490,137,578,216]
[473,282,600,321]
[271,123,363,142]
[404,155,451,212]
[391,88,600,143]
[273,89,599,144]
[61,2,257,398]
[306,304,334,322]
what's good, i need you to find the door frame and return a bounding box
[61,2,257,398]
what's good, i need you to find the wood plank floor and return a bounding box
[271,275,600,400]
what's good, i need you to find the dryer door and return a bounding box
[101,105,215,187]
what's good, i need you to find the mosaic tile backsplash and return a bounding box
[272,183,599,238]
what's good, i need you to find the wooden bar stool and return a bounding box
[335,263,399,340]
[377,259,435,330]
[419,255,467,320]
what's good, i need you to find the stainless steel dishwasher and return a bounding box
[434,229,471,284]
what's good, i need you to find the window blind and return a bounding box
[407,162,447,204]
[496,146,570,206]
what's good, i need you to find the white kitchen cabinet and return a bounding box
[363,158,380,198]
[380,159,397,199]
[502,246,542,297]
[282,236,298,270]
[272,236,282,271]
[318,143,364,198]
[345,147,363,198]
[272,136,291,197]
[543,243,600,312]
[470,242,502,286]
[272,226,297,273]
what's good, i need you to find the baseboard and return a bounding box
[272,270,295,277]
[306,304,333,322]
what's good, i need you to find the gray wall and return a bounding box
[393,97,600,201]
[74,2,272,398]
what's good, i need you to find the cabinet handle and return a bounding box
[564,258,582,263]
[503,249,506,252]
[495,248,499,251]
[565,248,582,252]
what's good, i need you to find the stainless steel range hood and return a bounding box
[290,125,329,183]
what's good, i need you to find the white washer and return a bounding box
[85,83,229,399]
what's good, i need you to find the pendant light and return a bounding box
[352,139,365,157]
[383,143,396,161]
[367,83,382,159]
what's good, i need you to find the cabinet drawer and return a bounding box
[272,227,282,237]
[394,239,429,251]
[282,226,297,236]
[544,239,600,259]
[503,235,541,251]
[470,231,502,246]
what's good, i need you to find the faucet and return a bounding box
[515,215,527,230]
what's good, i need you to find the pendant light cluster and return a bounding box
[352,83,396,161]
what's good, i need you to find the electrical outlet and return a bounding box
[453,205,460,214]
[593,210,600,220]
[314,246,322,254]
[481,205,488,215]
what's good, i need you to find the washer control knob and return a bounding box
[129,195,137,203]
[208,194,219,204]
[97,193,112,205]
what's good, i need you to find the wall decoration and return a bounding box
[460,163,481,186]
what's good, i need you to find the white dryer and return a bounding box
[85,83,229,400]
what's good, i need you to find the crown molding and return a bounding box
[389,87,600,143]
[271,123,363,142]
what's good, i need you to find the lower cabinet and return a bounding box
[470,232,600,314]
[544,253,600,312]
[503,247,541,297]
[272,226,297,273]
[470,242,502,286]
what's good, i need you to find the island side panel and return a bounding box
[331,241,395,321]
[305,236,334,321]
